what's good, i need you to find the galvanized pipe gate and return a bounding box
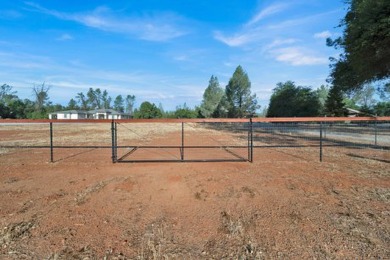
[110,119,254,163]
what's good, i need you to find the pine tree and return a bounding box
[200,75,224,118]
[225,66,258,118]
[113,95,124,112]
[325,86,347,116]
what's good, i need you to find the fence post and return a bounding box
[50,122,53,163]
[323,121,327,139]
[320,121,323,162]
[247,122,250,161]
[115,122,118,161]
[374,118,378,146]
[111,120,116,163]
[250,118,253,163]
[181,122,184,161]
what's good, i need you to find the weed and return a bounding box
[194,189,208,201]
[75,181,108,205]
[0,220,35,246]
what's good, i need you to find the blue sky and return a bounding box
[0,0,347,111]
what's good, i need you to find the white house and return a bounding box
[49,110,89,120]
[88,109,131,119]
[49,109,131,120]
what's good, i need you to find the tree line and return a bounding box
[0,65,260,119]
[68,88,136,114]
[1,68,389,120]
[267,81,389,117]
[0,83,136,119]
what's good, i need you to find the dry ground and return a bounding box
[0,123,389,259]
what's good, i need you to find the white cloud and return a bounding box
[314,30,332,39]
[24,2,188,42]
[173,55,188,61]
[265,38,299,49]
[212,3,338,68]
[246,3,288,26]
[270,47,328,66]
[214,3,290,47]
[267,9,340,30]
[213,31,252,47]
[57,33,73,41]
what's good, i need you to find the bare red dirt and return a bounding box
[1,131,389,259]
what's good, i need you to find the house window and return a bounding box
[64,114,67,119]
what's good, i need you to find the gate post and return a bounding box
[250,118,253,163]
[115,122,118,161]
[181,122,184,161]
[374,118,378,146]
[320,121,323,162]
[248,122,250,161]
[50,122,54,163]
[111,120,116,163]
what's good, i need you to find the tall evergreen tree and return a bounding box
[125,95,136,115]
[76,92,89,110]
[102,90,111,109]
[113,95,124,112]
[87,88,102,109]
[225,66,258,118]
[200,75,224,118]
[325,86,347,116]
[67,98,78,110]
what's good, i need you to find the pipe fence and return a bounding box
[0,117,389,163]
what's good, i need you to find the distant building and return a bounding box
[346,108,366,117]
[88,109,132,119]
[49,109,131,120]
[48,110,88,120]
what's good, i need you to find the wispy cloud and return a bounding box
[173,55,188,61]
[267,9,341,30]
[213,2,339,67]
[56,33,73,41]
[214,4,288,47]
[214,2,291,47]
[314,30,332,39]
[265,38,299,49]
[246,3,288,26]
[24,2,188,42]
[0,51,52,69]
[270,47,328,66]
[213,31,254,47]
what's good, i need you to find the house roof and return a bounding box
[50,109,130,116]
[49,110,87,115]
[346,108,361,114]
[88,109,130,115]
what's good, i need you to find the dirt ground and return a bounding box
[0,125,389,259]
